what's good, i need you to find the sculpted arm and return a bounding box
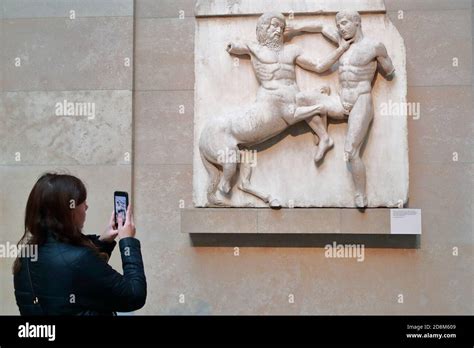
[285,21,340,45]
[376,42,395,78]
[226,40,252,56]
[295,39,350,73]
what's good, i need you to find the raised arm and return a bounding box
[296,38,352,73]
[226,40,251,56]
[285,21,340,45]
[375,42,395,79]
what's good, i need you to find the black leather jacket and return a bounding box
[14,232,147,315]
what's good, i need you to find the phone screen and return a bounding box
[114,192,128,227]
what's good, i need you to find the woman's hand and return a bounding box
[117,205,136,240]
[99,211,119,243]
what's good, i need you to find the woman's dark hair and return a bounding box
[13,172,105,274]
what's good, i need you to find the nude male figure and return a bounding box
[286,10,395,207]
[199,12,353,207]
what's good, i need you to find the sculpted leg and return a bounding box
[344,94,374,208]
[297,92,348,163]
[200,152,225,206]
[294,104,325,120]
[347,148,367,208]
[294,91,332,163]
[294,90,327,121]
[238,158,281,208]
[306,115,334,163]
[219,161,237,194]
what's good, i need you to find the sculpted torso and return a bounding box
[228,43,302,145]
[338,37,378,106]
[248,42,299,90]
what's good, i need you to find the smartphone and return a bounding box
[114,191,129,228]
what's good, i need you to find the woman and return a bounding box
[13,173,147,315]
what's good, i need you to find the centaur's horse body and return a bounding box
[200,82,302,207]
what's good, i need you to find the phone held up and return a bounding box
[114,191,129,229]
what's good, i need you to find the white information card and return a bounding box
[390,209,422,234]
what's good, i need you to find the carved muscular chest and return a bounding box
[251,46,297,79]
[339,41,377,68]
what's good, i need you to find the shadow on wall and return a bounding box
[190,234,420,248]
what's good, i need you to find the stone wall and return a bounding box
[133,0,473,314]
[0,0,134,314]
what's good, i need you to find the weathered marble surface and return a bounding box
[195,0,386,16]
[193,4,408,207]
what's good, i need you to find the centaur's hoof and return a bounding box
[354,193,368,208]
[269,198,281,208]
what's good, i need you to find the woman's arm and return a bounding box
[74,237,147,313]
[86,234,116,257]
